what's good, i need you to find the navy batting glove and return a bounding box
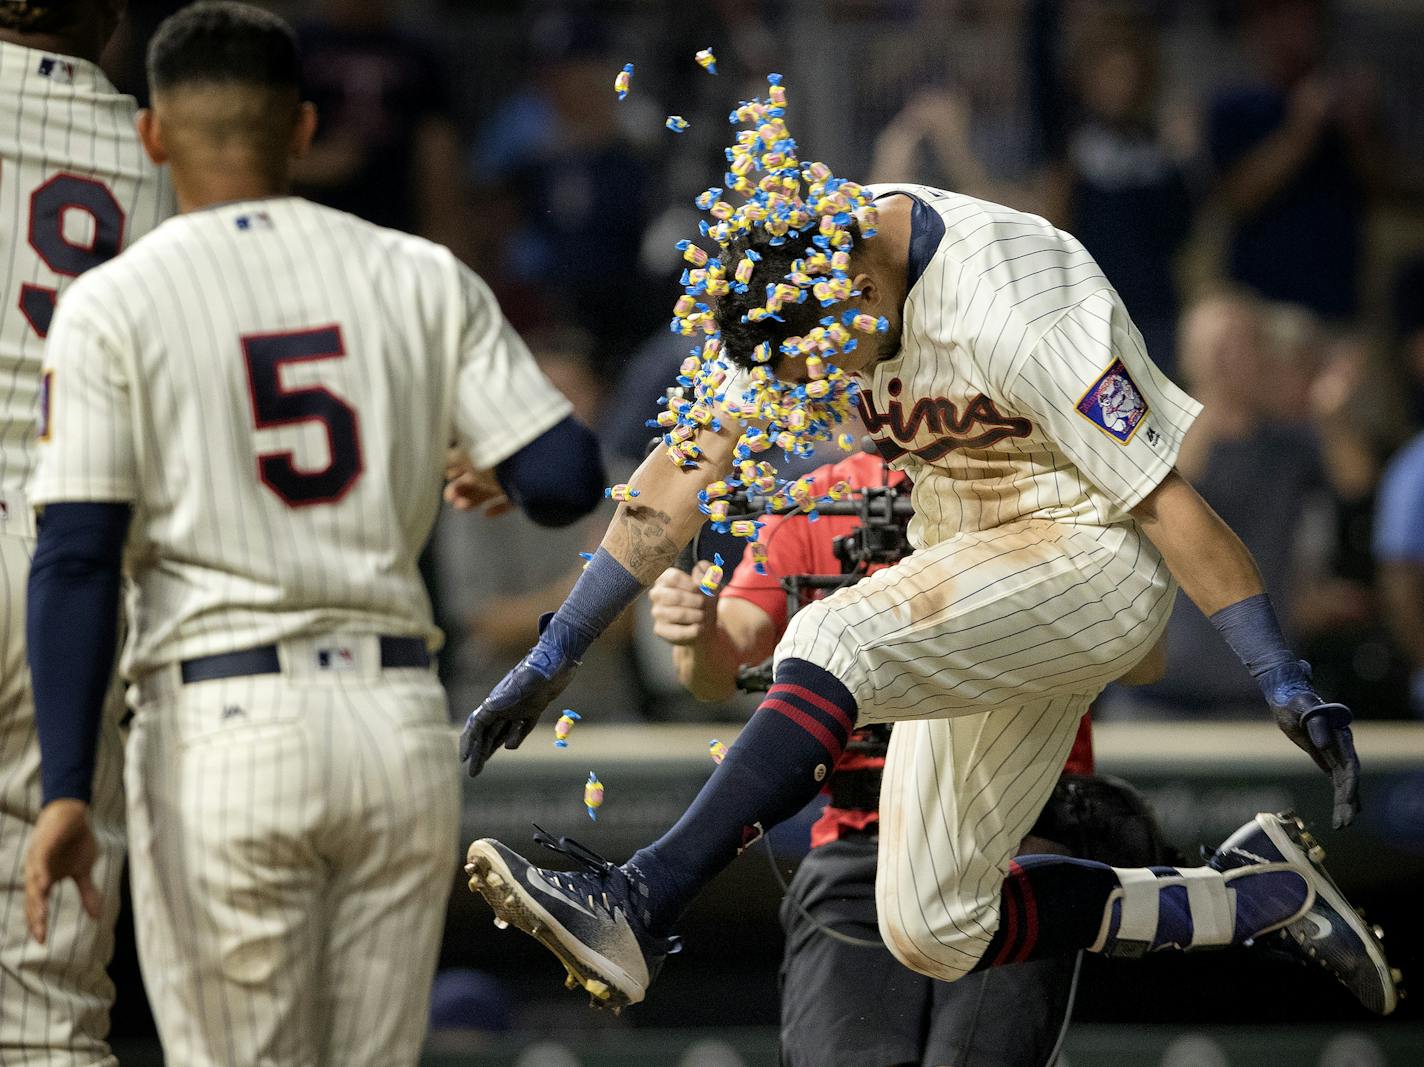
[1264,662,1361,829]
[460,613,579,778]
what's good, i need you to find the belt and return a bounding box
[179,636,430,684]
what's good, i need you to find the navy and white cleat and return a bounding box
[1209,811,1400,1015]
[465,827,680,1011]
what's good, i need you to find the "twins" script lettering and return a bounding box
[858,378,1032,462]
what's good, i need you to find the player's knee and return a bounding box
[875,894,993,983]
[778,600,865,699]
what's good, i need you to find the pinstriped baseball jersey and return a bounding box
[0,41,173,505]
[859,183,1201,550]
[30,196,570,677]
[0,39,169,1067]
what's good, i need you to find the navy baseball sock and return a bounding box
[627,658,855,933]
[971,855,1310,969]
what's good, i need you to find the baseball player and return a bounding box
[650,449,1170,1066]
[0,2,173,1063]
[460,180,1396,1018]
[21,5,602,1066]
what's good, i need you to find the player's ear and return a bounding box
[290,103,319,160]
[854,272,879,310]
[135,109,167,166]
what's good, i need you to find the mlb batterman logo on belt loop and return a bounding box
[1075,358,1149,444]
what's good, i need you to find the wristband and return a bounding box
[1209,593,1312,707]
[542,548,643,662]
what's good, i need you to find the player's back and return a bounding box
[59,197,492,675]
[0,41,172,501]
[860,183,1198,546]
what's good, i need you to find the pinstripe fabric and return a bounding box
[124,666,459,1067]
[1,531,126,1067]
[0,39,170,1067]
[29,196,570,678]
[775,184,1198,980]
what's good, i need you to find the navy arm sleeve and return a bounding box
[26,502,131,805]
[494,415,605,528]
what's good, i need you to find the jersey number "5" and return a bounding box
[242,326,364,507]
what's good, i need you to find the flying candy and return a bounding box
[748,541,769,574]
[605,484,640,502]
[553,710,581,748]
[654,73,872,546]
[709,739,728,765]
[584,773,605,820]
[699,553,725,596]
[695,48,717,74]
[666,115,690,134]
[578,551,594,569]
[614,63,634,100]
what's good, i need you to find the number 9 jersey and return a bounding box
[0,44,174,517]
[30,196,572,679]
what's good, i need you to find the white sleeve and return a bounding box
[451,263,572,470]
[1006,287,1201,512]
[30,294,138,505]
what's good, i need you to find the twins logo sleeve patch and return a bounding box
[1075,358,1148,444]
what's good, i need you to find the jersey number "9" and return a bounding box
[18,173,125,338]
[242,326,364,507]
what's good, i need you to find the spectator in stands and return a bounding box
[1111,292,1327,717]
[292,0,470,260]
[1042,14,1193,375]
[1293,329,1412,717]
[433,332,646,722]
[1391,255,1424,426]
[472,12,657,371]
[1375,430,1424,718]
[1207,0,1382,320]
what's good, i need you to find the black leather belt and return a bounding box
[179,636,429,684]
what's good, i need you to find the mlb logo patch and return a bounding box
[1076,359,1149,444]
[37,56,75,83]
[235,211,273,232]
[316,646,356,671]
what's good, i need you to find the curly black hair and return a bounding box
[0,1,98,34]
[713,220,862,372]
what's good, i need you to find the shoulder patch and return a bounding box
[1075,358,1148,444]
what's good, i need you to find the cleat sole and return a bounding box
[464,839,642,1010]
[1263,812,1397,1015]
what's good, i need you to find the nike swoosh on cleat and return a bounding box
[1301,912,1334,941]
[525,868,599,919]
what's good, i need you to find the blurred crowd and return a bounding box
[110,0,1424,723]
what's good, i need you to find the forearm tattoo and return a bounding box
[613,505,682,585]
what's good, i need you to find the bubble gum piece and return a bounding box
[614,63,633,100]
[704,480,731,500]
[729,519,763,539]
[837,432,857,452]
[695,48,718,74]
[749,541,769,574]
[553,710,582,748]
[605,483,641,501]
[578,551,595,569]
[708,499,729,524]
[666,115,691,133]
[804,379,830,398]
[694,187,723,211]
[698,553,726,596]
[677,240,710,267]
[584,773,604,820]
[709,739,728,765]
[825,480,852,501]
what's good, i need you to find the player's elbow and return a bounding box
[496,417,606,528]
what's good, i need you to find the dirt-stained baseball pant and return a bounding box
[777,517,1175,982]
[0,504,126,1067]
[124,639,460,1067]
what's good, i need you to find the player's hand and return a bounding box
[1269,674,1360,829]
[444,448,512,518]
[650,563,716,646]
[24,799,102,945]
[460,616,579,777]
